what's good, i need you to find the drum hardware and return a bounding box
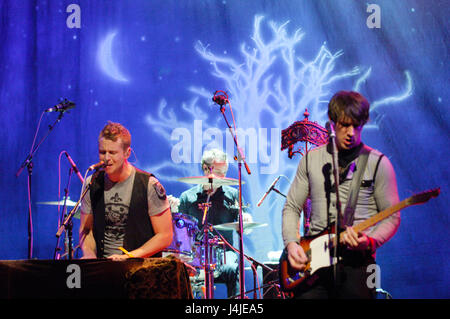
[182,171,218,299]
[170,206,276,299]
[195,174,218,299]
[37,196,79,207]
[38,196,81,219]
[163,213,199,263]
[163,204,229,299]
[190,237,225,273]
[211,229,279,299]
[229,203,250,210]
[213,222,267,232]
[200,220,216,299]
[177,172,236,295]
[177,174,244,187]
[198,202,211,225]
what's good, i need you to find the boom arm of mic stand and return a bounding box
[56,175,92,238]
[272,187,287,198]
[219,105,251,175]
[16,111,65,177]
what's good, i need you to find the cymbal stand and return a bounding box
[199,187,215,299]
[211,227,274,299]
[247,255,274,299]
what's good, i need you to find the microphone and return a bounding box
[88,161,106,171]
[212,91,229,106]
[257,175,281,207]
[45,99,75,113]
[64,151,84,184]
[325,121,335,138]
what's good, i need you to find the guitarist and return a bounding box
[282,91,401,298]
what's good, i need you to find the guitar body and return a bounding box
[279,226,337,292]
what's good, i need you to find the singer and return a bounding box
[281,91,400,298]
[78,121,173,260]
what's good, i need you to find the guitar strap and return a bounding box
[342,145,371,227]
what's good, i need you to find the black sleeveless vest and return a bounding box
[90,168,160,258]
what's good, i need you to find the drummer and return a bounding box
[178,148,253,298]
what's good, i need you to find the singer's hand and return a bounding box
[107,254,129,261]
[286,242,308,271]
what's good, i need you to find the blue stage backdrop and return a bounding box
[0,0,448,298]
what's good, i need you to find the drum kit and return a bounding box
[163,173,274,299]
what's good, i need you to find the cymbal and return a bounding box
[37,196,78,207]
[214,222,267,232]
[229,204,250,210]
[37,197,81,219]
[177,174,244,187]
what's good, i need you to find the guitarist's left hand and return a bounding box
[340,226,371,251]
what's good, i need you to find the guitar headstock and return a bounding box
[406,188,440,206]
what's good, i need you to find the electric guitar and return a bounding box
[279,188,440,292]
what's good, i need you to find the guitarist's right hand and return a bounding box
[286,242,308,271]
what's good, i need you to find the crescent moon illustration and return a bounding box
[97,32,129,82]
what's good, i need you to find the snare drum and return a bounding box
[163,213,199,262]
[190,243,224,271]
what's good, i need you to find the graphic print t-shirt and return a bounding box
[81,166,170,257]
[101,170,135,257]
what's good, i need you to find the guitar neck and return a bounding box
[352,199,407,234]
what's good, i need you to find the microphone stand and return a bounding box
[245,254,274,299]
[56,169,96,260]
[272,187,286,199]
[217,102,251,299]
[327,123,342,296]
[16,110,66,259]
[53,167,74,260]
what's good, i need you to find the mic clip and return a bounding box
[212,90,229,106]
[45,99,76,113]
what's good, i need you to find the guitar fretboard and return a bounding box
[352,199,407,233]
